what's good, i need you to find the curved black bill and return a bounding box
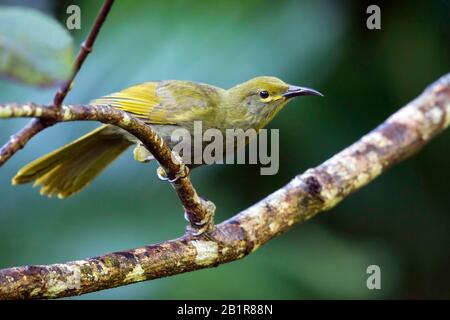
[283,85,323,98]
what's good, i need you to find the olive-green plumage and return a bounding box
[12,76,321,198]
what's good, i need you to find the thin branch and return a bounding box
[0,102,214,233]
[0,0,114,166]
[0,118,48,165]
[0,73,448,299]
[53,0,114,108]
[0,4,211,230]
[0,0,214,233]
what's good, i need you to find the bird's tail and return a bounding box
[12,125,131,198]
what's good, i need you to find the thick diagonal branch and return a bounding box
[0,73,448,299]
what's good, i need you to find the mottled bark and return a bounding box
[0,73,448,299]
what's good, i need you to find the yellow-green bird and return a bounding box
[12,76,322,198]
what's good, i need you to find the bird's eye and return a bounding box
[259,90,269,99]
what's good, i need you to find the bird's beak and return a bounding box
[283,85,323,98]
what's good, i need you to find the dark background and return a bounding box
[0,0,449,299]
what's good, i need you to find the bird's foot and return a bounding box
[133,144,153,163]
[184,199,216,237]
[156,152,190,183]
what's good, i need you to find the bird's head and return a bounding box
[226,76,322,129]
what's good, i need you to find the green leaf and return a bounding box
[0,6,74,86]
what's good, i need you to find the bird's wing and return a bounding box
[91,81,221,126]
[91,82,176,125]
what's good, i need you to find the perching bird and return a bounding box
[12,76,322,198]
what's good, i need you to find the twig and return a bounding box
[0,119,48,165]
[53,0,114,108]
[0,0,114,166]
[0,73,448,299]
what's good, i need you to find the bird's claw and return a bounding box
[156,165,189,183]
[184,199,216,237]
[185,216,215,237]
[157,158,189,183]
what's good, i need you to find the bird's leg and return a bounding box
[156,152,215,237]
[133,143,153,163]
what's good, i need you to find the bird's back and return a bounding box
[92,80,225,131]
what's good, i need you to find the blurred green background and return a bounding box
[0,0,449,299]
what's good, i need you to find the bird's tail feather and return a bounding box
[12,125,131,198]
